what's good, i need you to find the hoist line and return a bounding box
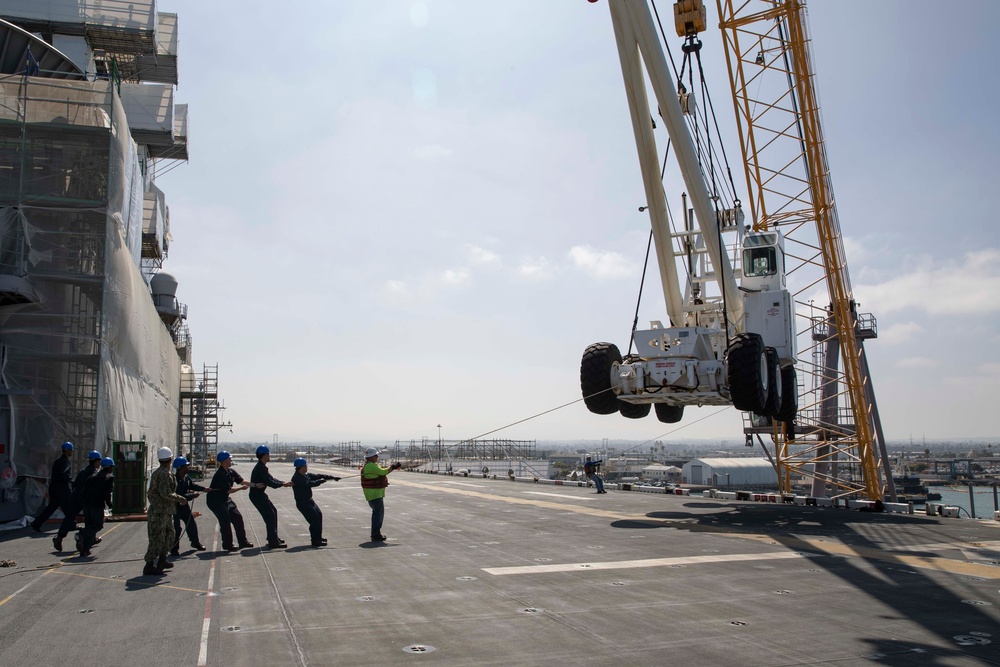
[628,138,672,356]
[694,46,741,206]
[451,383,728,455]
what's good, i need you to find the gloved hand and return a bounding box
[392,462,402,470]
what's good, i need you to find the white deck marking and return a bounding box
[438,481,486,488]
[523,491,594,501]
[483,550,809,575]
[197,526,219,667]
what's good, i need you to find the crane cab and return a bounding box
[740,230,796,365]
[740,230,786,292]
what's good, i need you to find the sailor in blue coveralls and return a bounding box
[249,445,292,549]
[205,451,252,551]
[53,450,101,551]
[31,441,76,533]
[170,456,208,556]
[290,458,339,547]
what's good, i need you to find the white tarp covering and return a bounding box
[0,76,181,521]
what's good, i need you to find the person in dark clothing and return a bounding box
[205,451,252,552]
[249,445,292,549]
[30,441,75,533]
[76,457,114,557]
[170,456,208,556]
[584,455,606,493]
[290,458,339,547]
[54,450,101,552]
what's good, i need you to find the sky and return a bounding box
[156,0,1000,447]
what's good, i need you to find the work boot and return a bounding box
[30,521,41,533]
[142,561,160,576]
[266,541,287,549]
[224,545,239,552]
[169,548,180,557]
[158,557,174,569]
[192,543,207,551]
[53,536,63,551]
[238,542,254,549]
[93,537,102,544]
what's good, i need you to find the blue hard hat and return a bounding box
[100,457,115,467]
[61,441,74,451]
[293,458,307,468]
[87,450,102,460]
[256,445,270,456]
[216,451,231,463]
[172,456,189,469]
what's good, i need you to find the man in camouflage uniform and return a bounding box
[144,447,187,576]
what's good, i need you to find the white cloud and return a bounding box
[441,268,471,285]
[383,279,408,296]
[842,235,868,265]
[464,244,501,265]
[567,245,634,279]
[878,321,922,345]
[857,248,1000,316]
[516,257,554,280]
[897,357,938,369]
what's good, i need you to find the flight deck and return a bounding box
[2,465,999,666]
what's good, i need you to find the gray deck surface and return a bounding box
[2,465,1000,666]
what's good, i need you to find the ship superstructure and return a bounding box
[0,0,200,522]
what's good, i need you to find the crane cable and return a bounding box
[628,139,672,357]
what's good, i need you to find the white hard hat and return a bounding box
[364,447,380,458]
[157,446,173,461]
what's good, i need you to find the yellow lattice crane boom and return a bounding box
[717,0,889,501]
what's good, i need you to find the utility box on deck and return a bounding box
[112,439,147,514]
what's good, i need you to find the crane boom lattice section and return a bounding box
[717,0,883,500]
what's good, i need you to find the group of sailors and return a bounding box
[30,443,353,575]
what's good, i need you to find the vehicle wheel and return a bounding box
[727,333,767,413]
[761,347,781,416]
[775,364,798,422]
[618,400,651,419]
[654,403,684,423]
[581,342,622,415]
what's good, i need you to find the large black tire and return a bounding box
[654,403,684,423]
[727,333,767,413]
[775,364,798,422]
[761,347,782,416]
[581,342,622,415]
[618,401,651,419]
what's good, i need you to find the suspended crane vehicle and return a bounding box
[580,0,798,428]
[582,0,889,502]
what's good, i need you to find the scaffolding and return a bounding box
[179,363,229,471]
[0,75,182,480]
